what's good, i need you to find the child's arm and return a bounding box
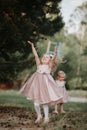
[53,46,57,60]
[27,41,40,66]
[49,46,57,69]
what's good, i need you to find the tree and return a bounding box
[49,0,87,89]
[0,0,64,82]
[61,1,87,89]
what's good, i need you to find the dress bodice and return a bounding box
[37,64,51,74]
[56,80,65,87]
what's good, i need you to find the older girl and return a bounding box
[19,41,63,123]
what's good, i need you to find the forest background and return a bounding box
[0,0,87,90]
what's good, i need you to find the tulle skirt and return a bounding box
[56,86,68,103]
[19,72,63,105]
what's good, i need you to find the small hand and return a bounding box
[27,41,34,46]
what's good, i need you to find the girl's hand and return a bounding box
[27,41,34,46]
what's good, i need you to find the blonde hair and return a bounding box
[57,70,66,78]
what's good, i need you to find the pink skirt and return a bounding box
[56,86,68,103]
[19,72,63,105]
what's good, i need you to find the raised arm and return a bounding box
[27,41,40,66]
[53,46,57,60]
[49,46,57,69]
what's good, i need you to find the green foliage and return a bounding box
[0,0,64,81]
[46,26,87,89]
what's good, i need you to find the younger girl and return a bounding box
[19,41,63,124]
[53,71,68,114]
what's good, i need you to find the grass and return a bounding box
[0,89,87,112]
[68,90,87,98]
[0,89,34,111]
[0,89,87,130]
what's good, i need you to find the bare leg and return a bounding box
[60,103,66,114]
[53,104,58,114]
[34,102,42,123]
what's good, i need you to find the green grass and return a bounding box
[0,89,34,111]
[0,90,87,130]
[68,90,87,98]
[50,102,87,113]
[0,89,87,112]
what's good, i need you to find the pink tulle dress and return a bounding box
[19,64,63,105]
[55,80,68,103]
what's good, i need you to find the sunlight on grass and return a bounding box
[0,89,87,112]
[0,90,34,111]
[68,90,87,98]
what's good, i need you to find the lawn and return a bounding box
[67,90,87,98]
[0,90,87,130]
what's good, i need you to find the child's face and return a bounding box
[41,54,50,64]
[57,74,65,81]
[49,54,54,60]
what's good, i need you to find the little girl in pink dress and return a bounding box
[19,41,63,123]
[53,71,68,114]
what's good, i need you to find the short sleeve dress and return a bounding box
[55,80,68,103]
